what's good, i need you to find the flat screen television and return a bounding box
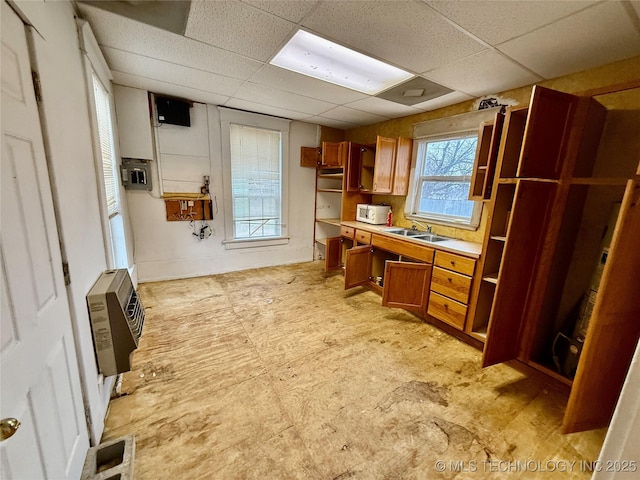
[155,95,191,127]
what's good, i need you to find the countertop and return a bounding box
[340,220,482,259]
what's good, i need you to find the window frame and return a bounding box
[219,108,290,249]
[406,131,482,230]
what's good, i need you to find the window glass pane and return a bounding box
[422,137,476,177]
[418,180,474,218]
[230,124,282,239]
[413,134,479,224]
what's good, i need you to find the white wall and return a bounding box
[116,91,318,282]
[13,0,133,444]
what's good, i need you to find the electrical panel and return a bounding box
[121,158,152,191]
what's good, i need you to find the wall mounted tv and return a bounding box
[155,95,191,127]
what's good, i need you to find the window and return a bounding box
[91,74,128,268]
[409,133,481,228]
[230,124,282,239]
[219,108,290,248]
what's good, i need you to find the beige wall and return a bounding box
[344,55,640,243]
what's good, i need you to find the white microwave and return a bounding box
[356,204,391,225]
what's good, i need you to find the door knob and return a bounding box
[1,418,20,441]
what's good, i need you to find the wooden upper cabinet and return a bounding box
[517,86,578,179]
[321,141,343,167]
[372,136,397,194]
[300,146,321,168]
[346,143,364,192]
[382,261,432,313]
[391,137,413,196]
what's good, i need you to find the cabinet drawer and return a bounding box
[430,267,471,304]
[340,226,355,239]
[355,230,372,244]
[427,292,467,330]
[372,234,434,263]
[434,251,476,276]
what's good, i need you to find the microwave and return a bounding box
[356,204,391,225]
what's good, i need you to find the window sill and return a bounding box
[405,214,479,231]
[222,236,290,250]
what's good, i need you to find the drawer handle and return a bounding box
[444,303,449,309]
[448,277,452,283]
[450,261,455,266]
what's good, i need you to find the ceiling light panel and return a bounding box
[270,30,414,95]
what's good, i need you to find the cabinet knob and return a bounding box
[450,261,455,266]
[444,303,449,310]
[448,277,452,283]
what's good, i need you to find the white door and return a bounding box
[1,3,89,479]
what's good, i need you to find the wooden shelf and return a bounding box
[498,178,518,184]
[316,218,341,227]
[483,273,499,284]
[490,235,507,242]
[317,173,344,179]
[315,238,327,246]
[470,329,487,342]
[570,177,630,186]
[527,361,573,387]
[317,188,343,193]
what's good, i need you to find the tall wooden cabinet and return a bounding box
[469,85,640,433]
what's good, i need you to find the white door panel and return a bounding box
[0,3,89,478]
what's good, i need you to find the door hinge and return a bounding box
[31,71,42,102]
[62,262,71,286]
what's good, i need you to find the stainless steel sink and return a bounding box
[382,228,451,243]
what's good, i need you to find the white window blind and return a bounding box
[229,124,282,239]
[92,74,119,217]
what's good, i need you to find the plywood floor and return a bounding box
[102,262,606,479]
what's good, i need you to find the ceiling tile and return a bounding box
[426,0,599,45]
[103,47,244,97]
[223,98,312,121]
[248,65,368,104]
[304,116,359,130]
[233,82,336,116]
[498,2,640,79]
[409,91,474,112]
[302,1,485,73]
[424,50,542,96]
[342,97,422,118]
[185,1,296,62]
[319,106,389,125]
[242,0,319,23]
[78,3,263,81]
[112,71,231,106]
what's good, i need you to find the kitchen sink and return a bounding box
[382,228,451,243]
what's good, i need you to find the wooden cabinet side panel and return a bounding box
[382,261,431,312]
[391,137,413,196]
[482,181,556,367]
[373,136,396,193]
[346,143,363,192]
[518,86,578,179]
[469,122,493,200]
[563,181,640,433]
[345,244,372,289]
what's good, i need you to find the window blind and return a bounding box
[92,74,119,217]
[229,124,282,239]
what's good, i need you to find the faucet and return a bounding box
[412,220,432,233]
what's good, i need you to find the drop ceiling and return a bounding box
[77,0,640,129]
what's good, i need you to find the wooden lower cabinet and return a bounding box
[427,251,476,331]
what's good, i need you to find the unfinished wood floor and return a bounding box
[102,262,606,479]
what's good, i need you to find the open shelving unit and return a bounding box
[314,167,344,260]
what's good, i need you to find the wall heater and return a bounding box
[87,269,145,376]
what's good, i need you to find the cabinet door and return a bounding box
[322,141,342,166]
[301,146,320,168]
[391,137,413,196]
[325,236,342,272]
[346,142,363,192]
[563,180,640,433]
[372,136,396,193]
[517,86,578,179]
[482,180,556,367]
[345,244,372,289]
[481,112,505,199]
[382,261,432,313]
